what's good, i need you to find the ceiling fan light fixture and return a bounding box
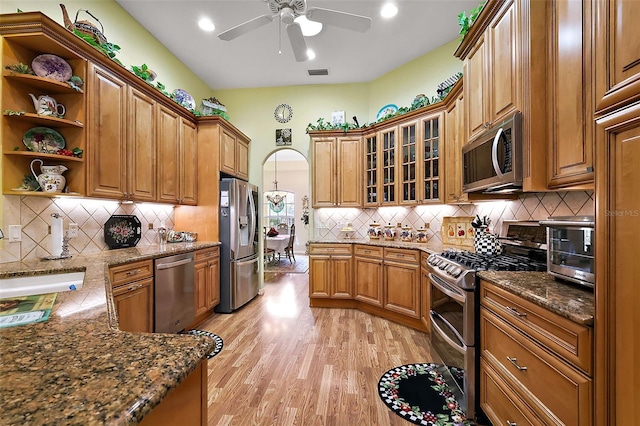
[198,17,216,32]
[295,15,323,36]
[281,7,296,25]
[306,49,316,60]
[380,3,398,19]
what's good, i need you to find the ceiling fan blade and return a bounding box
[286,22,308,62]
[306,7,372,33]
[218,14,274,41]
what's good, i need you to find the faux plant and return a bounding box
[306,117,362,133]
[3,110,26,116]
[4,63,34,75]
[73,29,122,65]
[458,1,486,40]
[67,75,84,92]
[130,64,156,82]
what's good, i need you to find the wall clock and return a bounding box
[274,103,293,123]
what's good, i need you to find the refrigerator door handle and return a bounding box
[248,189,257,251]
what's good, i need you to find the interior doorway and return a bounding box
[262,149,310,255]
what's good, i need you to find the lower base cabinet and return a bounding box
[309,244,353,298]
[480,280,593,426]
[140,360,208,426]
[383,248,420,319]
[194,247,220,323]
[109,260,154,332]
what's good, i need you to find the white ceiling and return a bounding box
[116,0,479,90]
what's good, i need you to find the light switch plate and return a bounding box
[8,225,21,242]
[68,223,79,238]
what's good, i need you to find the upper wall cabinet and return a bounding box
[456,0,593,191]
[220,125,249,180]
[310,131,362,208]
[593,0,640,114]
[1,14,88,197]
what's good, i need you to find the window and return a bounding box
[263,191,295,232]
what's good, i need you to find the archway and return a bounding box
[262,149,310,261]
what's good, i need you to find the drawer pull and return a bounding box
[506,306,527,317]
[364,250,370,254]
[128,284,142,291]
[507,356,527,371]
[506,421,517,426]
[126,269,141,276]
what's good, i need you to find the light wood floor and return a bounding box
[198,272,439,426]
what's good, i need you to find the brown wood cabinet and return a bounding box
[593,0,640,114]
[127,86,157,201]
[463,0,520,142]
[594,102,640,426]
[383,248,420,319]
[547,0,594,188]
[354,245,384,307]
[420,253,431,333]
[310,132,362,208]
[480,280,593,426]
[109,260,154,333]
[1,14,88,197]
[308,244,353,299]
[193,247,220,322]
[220,125,250,180]
[140,360,208,426]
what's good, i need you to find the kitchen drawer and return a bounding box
[480,280,592,375]
[109,260,154,287]
[480,358,546,426]
[195,246,219,263]
[384,247,419,264]
[481,307,592,426]
[353,244,383,258]
[309,244,352,256]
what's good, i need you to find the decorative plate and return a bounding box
[104,215,142,249]
[31,54,73,82]
[172,89,196,110]
[376,104,398,121]
[23,127,66,152]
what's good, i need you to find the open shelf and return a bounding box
[7,189,83,197]
[4,150,84,162]
[3,71,83,94]
[3,112,84,128]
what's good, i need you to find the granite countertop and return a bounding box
[0,242,220,425]
[308,237,447,254]
[478,271,594,326]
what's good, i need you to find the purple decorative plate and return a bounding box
[31,54,72,82]
[104,215,142,249]
[172,89,196,110]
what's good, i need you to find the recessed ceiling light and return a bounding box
[198,17,215,32]
[380,3,398,19]
[295,16,323,37]
[307,49,316,60]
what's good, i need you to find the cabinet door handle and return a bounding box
[126,269,141,276]
[127,283,142,291]
[506,421,517,426]
[506,306,526,317]
[507,356,527,371]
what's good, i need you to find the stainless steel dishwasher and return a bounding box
[154,252,195,333]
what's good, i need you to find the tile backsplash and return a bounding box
[313,191,594,244]
[1,195,175,263]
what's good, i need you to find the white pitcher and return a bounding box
[30,159,68,192]
[28,93,66,117]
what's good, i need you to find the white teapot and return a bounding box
[30,159,68,192]
[29,93,66,117]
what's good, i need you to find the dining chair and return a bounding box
[264,229,277,264]
[284,224,296,263]
[277,222,289,235]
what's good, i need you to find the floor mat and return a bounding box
[264,254,309,273]
[378,363,474,425]
[186,329,223,359]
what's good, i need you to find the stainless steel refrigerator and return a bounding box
[217,178,260,313]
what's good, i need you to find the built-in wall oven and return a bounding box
[427,220,548,421]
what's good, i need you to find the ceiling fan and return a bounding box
[218,0,372,62]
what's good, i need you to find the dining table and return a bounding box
[266,234,289,262]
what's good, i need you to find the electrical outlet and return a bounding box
[8,225,22,242]
[424,222,430,229]
[68,223,79,238]
[148,223,154,230]
[396,223,402,228]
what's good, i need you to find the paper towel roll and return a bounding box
[51,214,63,257]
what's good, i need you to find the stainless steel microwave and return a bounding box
[540,216,595,288]
[462,111,523,193]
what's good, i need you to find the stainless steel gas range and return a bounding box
[426,220,547,421]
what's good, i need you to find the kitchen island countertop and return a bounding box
[478,270,594,326]
[0,242,220,425]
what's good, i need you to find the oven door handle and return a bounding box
[430,310,466,355]
[428,273,466,304]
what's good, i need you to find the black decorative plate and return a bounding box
[104,215,141,249]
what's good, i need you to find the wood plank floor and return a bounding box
[198,272,439,425]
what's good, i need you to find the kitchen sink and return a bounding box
[0,271,85,299]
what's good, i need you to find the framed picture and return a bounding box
[276,128,292,146]
[331,110,345,126]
